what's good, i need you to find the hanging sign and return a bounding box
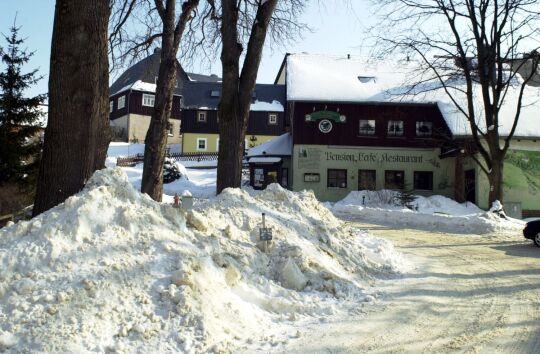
[318,119,333,133]
[305,110,346,123]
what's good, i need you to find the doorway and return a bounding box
[464,169,476,204]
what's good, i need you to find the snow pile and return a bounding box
[331,190,524,234]
[0,170,407,353]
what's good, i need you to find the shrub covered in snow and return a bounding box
[163,157,185,184]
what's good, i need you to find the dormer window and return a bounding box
[416,121,433,137]
[268,113,278,125]
[358,76,376,84]
[197,111,207,123]
[359,119,376,135]
[387,120,404,137]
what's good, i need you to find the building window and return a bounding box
[387,120,404,137]
[358,169,376,190]
[268,113,278,125]
[109,101,114,113]
[142,94,155,107]
[385,170,405,189]
[196,138,207,151]
[327,169,347,188]
[168,123,174,136]
[281,168,289,187]
[414,171,433,190]
[416,121,433,137]
[359,120,376,136]
[197,111,207,122]
[178,120,182,135]
[118,95,126,109]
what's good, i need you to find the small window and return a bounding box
[359,120,376,136]
[358,169,376,190]
[178,120,182,135]
[109,101,114,113]
[118,95,126,109]
[196,138,207,151]
[416,121,433,137]
[142,94,155,107]
[268,113,278,125]
[210,90,220,97]
[385,170,405,190]
[327,169,347,188]
[168,123,174,136]
[387,120,404,137]
[414,171,433,190]
[197,111,207,122]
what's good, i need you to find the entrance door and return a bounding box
[464,169,476,204]
[358,169,376,190]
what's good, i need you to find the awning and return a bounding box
[248,157,282,164]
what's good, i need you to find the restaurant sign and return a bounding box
[325,151,425,164]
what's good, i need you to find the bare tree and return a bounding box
[194,0,307,194]
[370,0,540,205]
[141,0,200,201]
[109,0,200,202]
[33,0,111,216]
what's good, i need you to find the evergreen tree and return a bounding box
[0,23,45,186]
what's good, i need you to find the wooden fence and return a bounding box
[0,204,33,227]
[116,152,219,167]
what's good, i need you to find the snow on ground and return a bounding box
[0,168,407,353]
[330,190,524,235]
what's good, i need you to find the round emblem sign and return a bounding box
[318,119,333,133]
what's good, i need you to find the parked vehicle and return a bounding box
[523,220,540,247]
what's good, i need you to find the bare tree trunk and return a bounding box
[488,150,504,205]
[33,0,110,216]
[141,45,177,201]
[216,0,277,194]
[140,0,199,202]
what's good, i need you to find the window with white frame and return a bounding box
[109,101,113,113]
[416,121,433,137]
[197,111,207,122]
[118,95,126,109]
[387,120,404,137]
[268,113,278,125]
[142,94,155,107]
[359,119,376,135]
[197,138,207,151]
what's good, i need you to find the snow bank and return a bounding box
[331,190,524,235]
[0,170,407,353]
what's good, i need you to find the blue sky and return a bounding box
[0,0,373,97]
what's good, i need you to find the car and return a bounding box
[523,219,540,247]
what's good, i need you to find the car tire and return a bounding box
[535,232,540,247]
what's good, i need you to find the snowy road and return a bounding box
[281,224,540,353]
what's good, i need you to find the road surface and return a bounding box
[283,223,540,354]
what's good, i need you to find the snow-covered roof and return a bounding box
[247,133,292,157]
[250,100,284,112]
[248,157,282,164]
[286,53,540,138]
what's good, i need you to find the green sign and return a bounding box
[305,110,346,123]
